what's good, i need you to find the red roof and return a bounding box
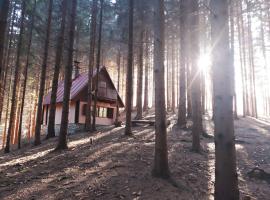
[43,66,124,107]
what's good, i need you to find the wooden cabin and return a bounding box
[42,66,124,126]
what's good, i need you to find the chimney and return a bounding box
[73,60,80,79]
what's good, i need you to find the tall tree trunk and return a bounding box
[210,0,239,199]
[230,2,238,119]
[47,0,68,138]
[55,0,77,150]
[236,0,247,117]
[171,36,176,113]
[190,0,202,153]
[166,40,170,111]
[152,0,169,178]
[18,0,36,148]
[136,27,144,119]
[34,0,53,145]
[1,3,16,147]
[4,0,26,153]
[239,0,249,116]
[143,30,149,112]
[13,87,22,144]
[0,1,12,123]
[125,0,134,136]
[115,48,121,126]
[246,1,257,118]
[85,0,98,131]
[0,0,10,104]
[92,0,104,131]
[2,60,13,148]
[259,2,269,116]
[177,0,187,128]
[186,52,192,118]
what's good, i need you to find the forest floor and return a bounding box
[0,113,270,200]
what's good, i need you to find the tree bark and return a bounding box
[125,0,134,136]
[47,0,68,139]
[210,0,239,199]
[85,0,98,131]
[143,30,150,112]
[55,0,77,150]
[135,27,144,119]
[18,0,36,148]
[177,0,187,128]
[92,0,104,131]
[0,0,10,103]
[4,0,26,153]
[230,2,238,119]
[115,48,121,126]
[190,0,202,153]
[152,0,170,179]
[34,0,53,146]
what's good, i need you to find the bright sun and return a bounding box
[198,54,211,72]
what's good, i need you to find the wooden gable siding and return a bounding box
[74,70,117,102]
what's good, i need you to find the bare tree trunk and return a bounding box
[186,56,192,118]
[135,27,144,119]
[171,36,176,113]
[4,0,26,153]
[236,0,246,117]
[34,0,53,146]
[152,0,169,179]
[230,2,238,120]
[239,0,250,116]
[18,0,36,148]
[47,0,67,138]
[0,0,10,103]
[210,0,239,199]
[93,0,104,131]
[85,0,98,131]
[143,30,149,112]
[259,2,269,116]
[125,0,134,136]
[55,0,77,150]
[166,40,170,111]
[246,1,257,118]
[177,0,187,128]
[2,62,13,149]
[190,0,202,153]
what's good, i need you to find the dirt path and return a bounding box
[0,117,269,200]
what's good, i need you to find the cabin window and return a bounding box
[98,107,107,118]
[82,105,113,119]
[107,108,114,119]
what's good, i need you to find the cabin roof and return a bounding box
[43,66,124,107]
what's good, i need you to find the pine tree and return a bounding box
[85,0,98,131]
[190,0,202,153]
[47,0,68,139]
[4,0,26,153]
[34,0,53,146]
[177,0,187,128]
[92,0,104,131]
[125,0,134,136]
[152,0,169,178]
[210,0,239,199]
[0,0,10,96]
[55,0,77,150]
[18,0,36,148]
